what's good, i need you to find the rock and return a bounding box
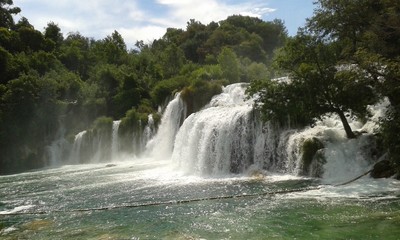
[301,137,324,176]
[370,160,396,178]
[105,164,117,168]
[249,170,266,180]
[309,149,327,178]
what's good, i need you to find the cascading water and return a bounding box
[145,93,186,160]
[46,125,69,166]
[170,83,291,176]
[60,83,385,182]
[172,83,260,176]
[168,83,384,180]
[111,120,121,161]
[141,114,155,151]
[68,130,87,164]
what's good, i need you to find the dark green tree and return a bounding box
[0,0,20,29]
[249,33,377,138]
[44,22,64,50]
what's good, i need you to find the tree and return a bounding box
[44,22,64,49]
[307,0,400,166]
[0,0,20,29]
[218,47,240,83]
[250,33,377,138]
[159,43,186,78]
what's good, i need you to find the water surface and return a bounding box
[1,161,399,239]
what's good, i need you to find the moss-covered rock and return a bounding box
[308,149,327,178]
[92,116,113,135]
[300,137,325,177]
[370,160,397,178]
[181,79,222,115]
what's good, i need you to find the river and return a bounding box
[1,161,400,239]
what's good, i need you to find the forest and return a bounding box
[0,0,399,176]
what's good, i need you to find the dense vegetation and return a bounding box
[248,0,400,174]
[0,0,287,174]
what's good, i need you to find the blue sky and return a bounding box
[13,0,315,48]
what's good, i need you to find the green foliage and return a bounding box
[159,43,186,78]
[119,109,147,134]
[59,32,93,78]
[0,0,20,29]
[91,30,128,65]
[218,47,240,83]
[44,22,63,50]
[181,79,223,114]
[307,0,400,171]
[92,116,113,134]
[151,76,190,106]
[250,33,377,136]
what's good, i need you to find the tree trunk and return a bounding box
[337,110,356,139]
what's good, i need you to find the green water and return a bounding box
[1,161,399,239]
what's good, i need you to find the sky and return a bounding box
[13,0,315,49]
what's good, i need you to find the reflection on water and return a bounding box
[1,161,400,239]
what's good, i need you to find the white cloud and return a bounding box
[13,0,276,48]
[119,26,167,46]
[155,0,275,28]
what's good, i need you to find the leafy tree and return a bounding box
[0,0,20,29]
[250,33,377,138]
[44,22,64,50]
[159,43,186,78]
[308,0,400,166]
[59,32,93,77]
[218,47,240,83]
[92,30,128,65]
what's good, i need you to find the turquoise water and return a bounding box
[1,161,400,239]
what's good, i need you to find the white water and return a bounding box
[172,83,259,176]
[141,114,155,151]
[111,120,121,161]
[60,83,388,183]
[68,130,87,164]
[145,93,186,160]
[46,125,68,166]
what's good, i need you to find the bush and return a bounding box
[181,79,222,114]
[151,75,190,106]
[92,116,113,136]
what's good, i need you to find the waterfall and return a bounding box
[145,93,186,160]
[46,124,69,166]
[169,83,383,179]
[69,130,87,164]
[141,114,155,151]
[111,120,121,161]
[61,83,386,181]
[172,83,265,176]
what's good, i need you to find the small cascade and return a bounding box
[69,130,87,164]
[146,93,186,160]
[141,114,155,151]
[46,125,69,166]
[111,120,121,161]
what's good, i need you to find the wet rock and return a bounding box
[370,160,396,178]
[309,149,327,178]
[105,164,117,168]
[301,137,324,176]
